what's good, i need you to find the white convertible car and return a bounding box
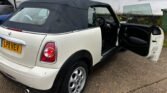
[0,0,164,93]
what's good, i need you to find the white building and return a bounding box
[93,0,167,16]
[7,0,167,16]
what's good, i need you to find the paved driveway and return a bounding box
[0,48,167,93]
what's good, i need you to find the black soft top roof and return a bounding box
[22,0,90,9]
[3,0,110,33]
[21,0,108,9]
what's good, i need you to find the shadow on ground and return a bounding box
[84,48,167,93]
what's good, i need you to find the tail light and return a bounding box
[41,42,57,63]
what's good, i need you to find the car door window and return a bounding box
[88,6,115,27]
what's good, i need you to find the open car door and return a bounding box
[119,24,164,62]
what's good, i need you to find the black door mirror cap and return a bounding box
[151,25,161,35]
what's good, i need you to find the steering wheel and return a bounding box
[24,14,33,21]
[94,17,106,27]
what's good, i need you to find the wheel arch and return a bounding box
[49,50,93,93]
[62,50,93,71]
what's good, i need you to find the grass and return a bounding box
[164,32,167,48]
[164,40,167,48]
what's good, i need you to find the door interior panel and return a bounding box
[129,36,147,45]
[119,24,151,56]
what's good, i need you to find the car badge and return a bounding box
[8,32,12,36]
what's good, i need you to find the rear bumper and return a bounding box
[0,57,59,90]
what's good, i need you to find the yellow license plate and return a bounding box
[2,39,22,54]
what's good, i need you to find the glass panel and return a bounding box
[123,3,152,15]
[88,7,114,27]
[10,8,50,25]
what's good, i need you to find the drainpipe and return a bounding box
[13,0,17,10]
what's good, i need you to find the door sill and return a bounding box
[102,47,115,56]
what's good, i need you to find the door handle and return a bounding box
[152,40,157,43]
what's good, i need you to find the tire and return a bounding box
[51,61,89,93]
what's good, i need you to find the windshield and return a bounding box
[9,8,50,25]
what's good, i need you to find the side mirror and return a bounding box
[151,25,162,35]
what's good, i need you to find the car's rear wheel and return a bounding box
[68,66,87,93]
[52,61,89,93]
